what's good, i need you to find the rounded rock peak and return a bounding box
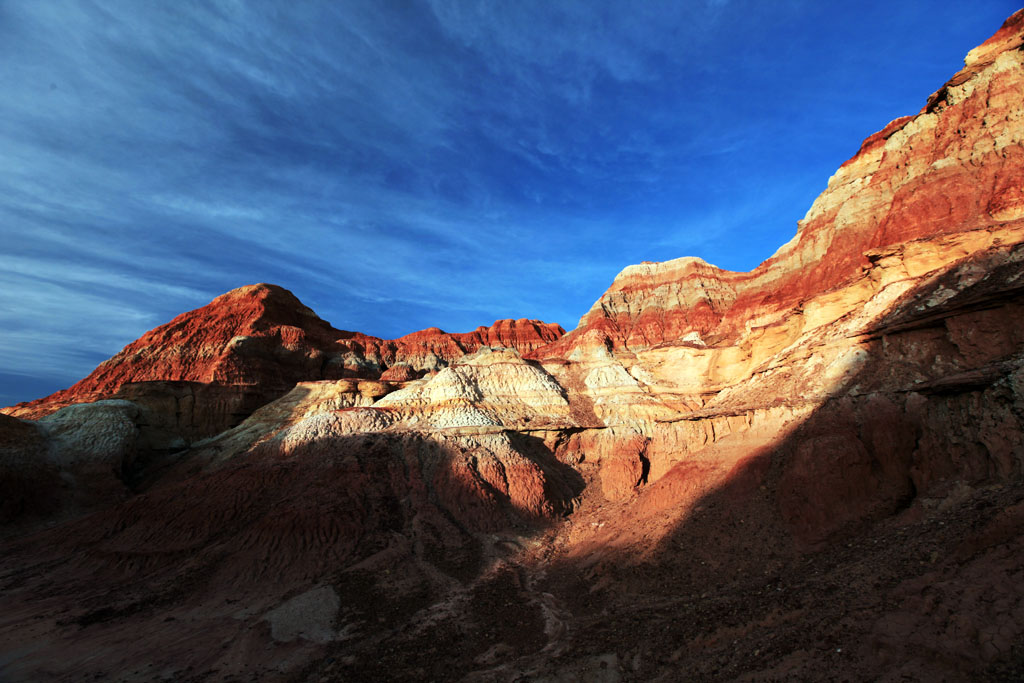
[211,283,315,314]
[219,283,288,299]
[611,256,725,288]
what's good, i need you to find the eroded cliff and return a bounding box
[2,283,564,441]
[2,10,1024,683]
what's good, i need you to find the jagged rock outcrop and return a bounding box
[2,10,1024,683]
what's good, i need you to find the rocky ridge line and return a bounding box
[2,11,1024,683]
[1,283,564,440]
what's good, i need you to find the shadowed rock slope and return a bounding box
[3,10,1024,683]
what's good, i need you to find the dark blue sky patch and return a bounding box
[0,0,1019,404]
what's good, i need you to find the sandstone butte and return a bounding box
[2,10,1024,683]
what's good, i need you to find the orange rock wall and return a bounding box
[539,13,1024,358]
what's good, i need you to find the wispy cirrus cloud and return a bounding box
[0,0,1016,405]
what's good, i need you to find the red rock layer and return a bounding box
[2,13,1024,683]
[536,11,1024,358]
[3,284,349,421]
[2,284,564,430]
[454,318,565,352]
[336,319,565,377]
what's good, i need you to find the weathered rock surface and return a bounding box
[3,10,1024,683]
[537,9,1024,359]
[0,414,58,529]
[0,402,142,536]
[1,284,564,441]
[330,318,565,380]
[5,284,344,418]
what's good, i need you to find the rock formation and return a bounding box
[2,10,1024,683]
[330,318,564,381]
[540,7,1024,359]
[2,283,564,441]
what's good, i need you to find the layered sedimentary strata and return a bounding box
[6,284,345,416]
[330,319,564,379]
[538,11,1024,359]
[2,283,564,440]
[2,10,1024,683]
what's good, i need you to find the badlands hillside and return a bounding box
[3,9,1024,682]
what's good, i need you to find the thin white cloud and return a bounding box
[0,0,1008,406]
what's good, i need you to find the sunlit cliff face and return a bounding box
[2,11,1024,683]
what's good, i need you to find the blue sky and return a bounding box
[0,1,1018,406]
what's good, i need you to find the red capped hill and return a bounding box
[2,284,565,427]
[3,283,350,421]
